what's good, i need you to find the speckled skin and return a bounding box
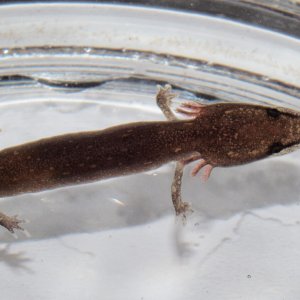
[0,120,195,197]
[2,87,300,234]
[1,102,300,198]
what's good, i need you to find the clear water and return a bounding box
[1,3,300,300]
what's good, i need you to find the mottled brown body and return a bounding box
[1,103,300,198]
[1,85,300,233]
[190,103,300,166]
[0,120,197,196]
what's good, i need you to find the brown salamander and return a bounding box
[1,85,300,233]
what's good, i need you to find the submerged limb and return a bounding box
[0,211,24,233]
[171,153,214,217]
[156,84,178,121]
[171,152,201,217]
[172,161,192,217]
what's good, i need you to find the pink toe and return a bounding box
[201,164,213,181]
[191,159,207,176]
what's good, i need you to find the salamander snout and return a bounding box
[194,103,300,167]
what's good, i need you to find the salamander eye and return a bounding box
[267,108,280,118]
[268,142,284,154]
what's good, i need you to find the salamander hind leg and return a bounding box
[156,84,178,121]
[171,152,202,218]
[171,154,214,219]
[0,211,24,233]
[172,161,191,217]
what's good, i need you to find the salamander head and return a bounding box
[195,103,300,167]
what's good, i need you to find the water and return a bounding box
[1,3,300,300]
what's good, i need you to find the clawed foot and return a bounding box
[156,84,177,105]
[175,201,193,220]
[156,84,178,121]
[0,213,24,233]
[156,85,206,120]
[176,101,205,117]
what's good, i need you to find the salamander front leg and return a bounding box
[0,211,24,233]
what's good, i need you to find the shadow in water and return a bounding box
[0,244,33,273]
[0,158,299,243]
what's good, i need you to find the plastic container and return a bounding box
[1,2,300,299]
